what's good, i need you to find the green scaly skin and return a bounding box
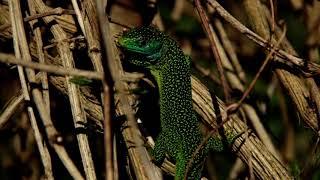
[118,26,234,180]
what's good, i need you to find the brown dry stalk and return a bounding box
[0,92,24,129]
[185,14,287,180]
[10,0,83,178]
[191,77,292,179]
[195,0,231,102]
[226,25,287,114]
[207,0,319,131]
[24,7,75,22]
[207,0,319,74]
[96,0,163,179]
[0,53,104,79]
[32,0,97,179]
[80,0,115,179]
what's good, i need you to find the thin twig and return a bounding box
[70,0,86,36]
[213,18,246,83]
[206,0,320,74]
[0,93,24,129]
[10,0,54,179]
[28,0,50,119]
[263,4,320,130]
[24,7,75,22]
[32,0,97,179]
[103,82,114,180]
[80,0,104,73]
[0,53,103,80]
[195,0,230,102]
[205,6,281,160]
[28,0,55,176]
[43,36,85,50]
[269,0,275,39]
[96,0,163,179]
[96,1,116,179]
[209,0,319,132]
[13,0,84,178]
[80,1,114,178]
[226,25,287,114]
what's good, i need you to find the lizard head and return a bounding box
[118,26,166,68]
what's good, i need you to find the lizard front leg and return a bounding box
[208,130,242,152]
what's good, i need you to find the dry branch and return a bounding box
[191,77,291,179]
[207,0,319,131]
[0,53,103,79]
[31,0,97,179]
[96,0,163,179]
[195,0,230,102]
[9,0,78,178]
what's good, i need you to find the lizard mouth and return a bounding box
[117,37,164,58]
[117,38,150,55]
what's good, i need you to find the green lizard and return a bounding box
[118,26,234,180]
